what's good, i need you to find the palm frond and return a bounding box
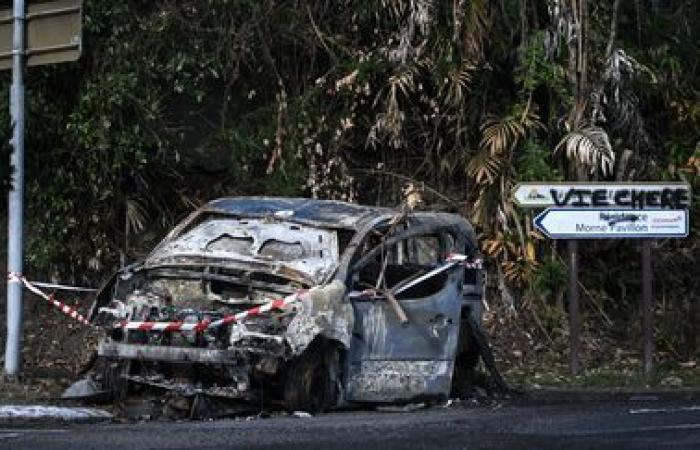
[439,60,475,106]
[556,126,615,176]
[125,198,148,236]
[367,69,417,149]
[480,115,525,156]
[479,106,543,156]
[467,147,506,185]
[457,0,489,58]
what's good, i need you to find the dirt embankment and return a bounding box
[0,285,100,402]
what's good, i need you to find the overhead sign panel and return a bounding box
[533,208,689,239]
[513,182,691,209]
[0,0,82,70]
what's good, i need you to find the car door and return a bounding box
[344,224,464,402]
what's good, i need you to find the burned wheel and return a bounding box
[283,339,340,413]
[451,311,482,398]
[100,358,131,402]
[452,314,509,397]
[452,339,480,397]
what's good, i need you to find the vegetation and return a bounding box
[1,0,698,376]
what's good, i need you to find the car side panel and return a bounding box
[344,268,463,402]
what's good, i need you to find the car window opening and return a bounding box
[357,234,450,299]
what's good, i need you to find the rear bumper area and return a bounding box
[98,341,238,364]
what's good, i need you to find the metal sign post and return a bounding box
[567,240,581,375]
[4,0,25,379]
[2,0,82,379]
[641,241,653,374]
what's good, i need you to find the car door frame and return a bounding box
[342,218,469,402]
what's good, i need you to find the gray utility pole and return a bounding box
[4,0,25,379]
[0,0,82,379]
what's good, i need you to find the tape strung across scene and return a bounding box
[6,253,482,333]
[5,273,97,292]
[7,272,93,327]
[25,281,97,292]
[446,253,483,268]
[390,253,482,296]
[119,254,482,333]
[116,290,306,332]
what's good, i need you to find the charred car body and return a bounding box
[88,197,486,412]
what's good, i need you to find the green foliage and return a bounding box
[515,31,570,103]
[516,139,562,182]
[531,258,568,300]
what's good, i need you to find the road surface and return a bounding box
[1,397,699,449]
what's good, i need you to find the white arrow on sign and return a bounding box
[513,182,691,208]
[533,208,689,239]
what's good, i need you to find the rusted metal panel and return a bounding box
[98,341,239,364]
[146,217,340,285]
[285,280,353,354]
[0,0,82,70]
[342,214,473,402]
[345,360,454,402]
[351,274,464,363]
[207,197,395,230]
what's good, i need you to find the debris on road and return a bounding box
[0,405,112,423]
[375,402,427,413]
[62,377,101,399]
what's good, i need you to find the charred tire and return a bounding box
[452,314,509,396]
[451,334,480,398]
[466,314,509,392]
[283,339,340,413]
[100,358,131,402]
[452,304,486,397]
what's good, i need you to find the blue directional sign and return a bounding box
[533,208,689,239]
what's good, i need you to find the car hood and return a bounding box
[144,217,340,285]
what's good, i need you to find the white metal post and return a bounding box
[4,0,26,379]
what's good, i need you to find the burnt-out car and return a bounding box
[88,197,486,412]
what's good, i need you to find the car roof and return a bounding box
[206,197,396,229]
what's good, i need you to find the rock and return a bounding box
[62,377,99,399]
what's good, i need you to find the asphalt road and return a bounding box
[1,398,700,449]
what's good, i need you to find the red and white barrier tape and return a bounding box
[7,255,479,332]
[7,272,93,327]
[386,254,482,296]
[5,272,96,292]
[27,281,96,293]
[446,253,483,269]
[117,290,305,333]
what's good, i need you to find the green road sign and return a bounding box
[0,0,82,70]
